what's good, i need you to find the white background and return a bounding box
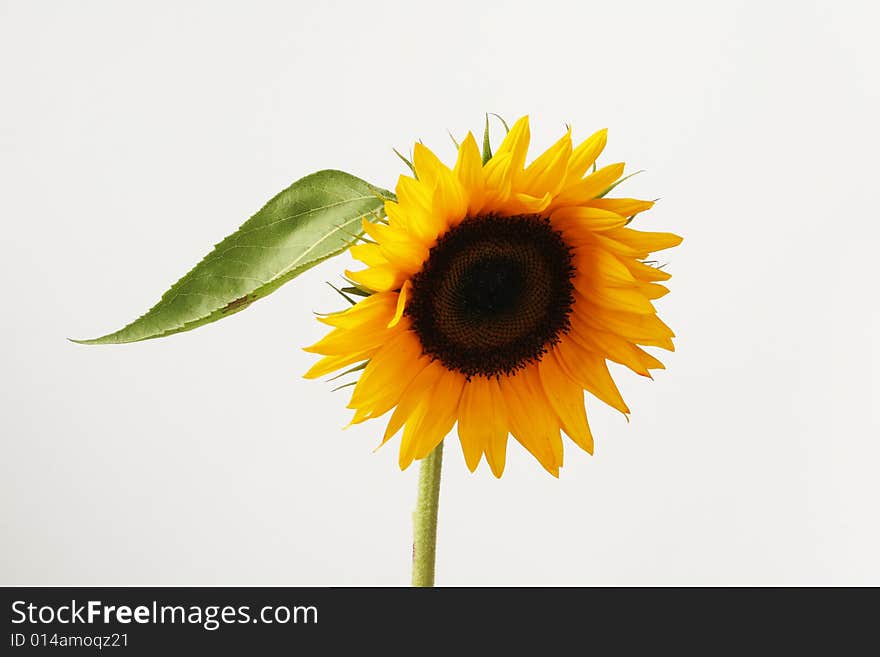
[2,0,878,585]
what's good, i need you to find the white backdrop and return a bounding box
[2,0,878,585]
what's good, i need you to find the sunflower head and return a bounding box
[305,116,682,477]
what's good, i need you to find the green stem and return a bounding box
[412,441,444,587]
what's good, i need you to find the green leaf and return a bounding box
[75,169,393,345]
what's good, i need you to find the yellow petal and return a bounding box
[491,115,530,174]
[304,321,395,356]
[552,206,629,232]
[633,346,666,371]
[566,128,608,180]
[432,167,468,227]
[349,243,388,268]
[538,354,593,454]
[574,283,656,315]
[606,227,683,253]
[361,215,389,242]
[553,163,625,207]
[398,396,431,470]
[554,339,630,415]
[623,258,672,282]
[412,368,465,460]
[349,406,372,426]
[306,297,399,354]
[399,368,464,469]
[518,129,572,197]
[572,303,675,350]
[304,350,372,379]
[492,191,552,216]
[481,151,513,210]
[316,291,397,329]
[345,265,405,293]
[383,360,445,443]
[457,375,509,474]
[395,175,442,243]
[395,174,432,212]
[412,142,449,189]
[348,329,426,419]
[361,215,428,273]
[387,281,411,328]
[523,365,565,467]
[456,379,487,472]
[454,132,485,215]
[384,198,408,229]
[591,232,650,259]
[569,323,653,378]
[484,377,510,478]
[348,331,428,404]
[378,239,427,275]
[500,368,562,476]
[573,247,637,286]
[587,197,654,217]
[637,281,670,300]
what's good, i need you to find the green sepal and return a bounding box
[482,114,492,165]
[489,113,510,133]
[326,361,369,382]
[598,169,645,199]
[340,286,372,298]
[393,148,416,177]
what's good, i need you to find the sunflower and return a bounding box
[305,116,681,477]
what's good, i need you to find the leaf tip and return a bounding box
[68,334,114,346]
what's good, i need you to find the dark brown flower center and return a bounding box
[405,214,575,377]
